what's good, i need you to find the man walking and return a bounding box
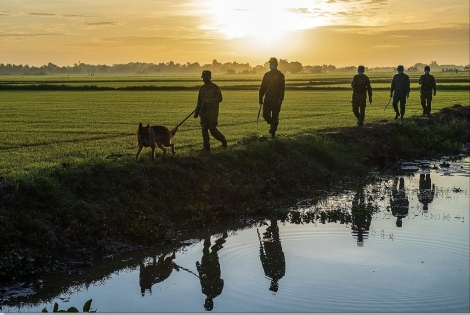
[419,65,437,117]
[194,70,227,151]
[351,65,373,126]
[390,65,410,121]
[259,57,285,138]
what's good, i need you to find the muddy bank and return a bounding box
[0,105,469,293]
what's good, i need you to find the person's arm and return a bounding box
[279,73,285,103]
[194,88,203,118]
[432,76,437,95]
[367,77,372,103]
[390,77,395,97]
[259,73,267,104]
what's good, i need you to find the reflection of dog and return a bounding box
[139,252,180,296]
[135,122,178,161]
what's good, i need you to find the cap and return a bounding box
[424,65,430,71]
[268,57,278,65]
[397,65,404,71]
[201,70,211,78]
[357,65,365,72]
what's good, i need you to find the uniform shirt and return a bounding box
[196,82,223,118]
[419,74,437,93]
[391,73,411,93]
[259,69,285,104]
[351,74,373,98]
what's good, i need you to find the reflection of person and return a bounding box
[139,251,179,296]
[196,232,227,311]
[390,177,409,227]
[194,70,227,151]
[418,65,437,117]
[351,65,373,126]
[258,219,285,292]
[351,190,372,246]
[390,65,410,121]
[259,57,285,138]
[418,173,435,212]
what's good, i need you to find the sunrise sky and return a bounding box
[1,0,468,68]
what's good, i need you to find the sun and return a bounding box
[206,0,331,40]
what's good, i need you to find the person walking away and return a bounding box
[259,57,285,138]
[390,65,410,121]
[194,70,227,151]
[351,65,373,126]
[418,65,436,117]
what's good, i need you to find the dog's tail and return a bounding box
[170,126,178,138]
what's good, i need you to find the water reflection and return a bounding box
[1,157,468,313]
[418,173,435,212]
[196,232,228,311]
[351,190,372,247]
[390,177,409,227]
[139,251,179,296]
[257,219,286,292]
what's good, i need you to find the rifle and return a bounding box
[383,94,393,111]
[256,103,263,123]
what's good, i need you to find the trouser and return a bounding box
[200,116,226,149]
[392,91,407,118]
[262,100,281,134]
[352,93,367,125]
[420,90,433,115]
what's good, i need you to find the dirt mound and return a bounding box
[317,104,470,167]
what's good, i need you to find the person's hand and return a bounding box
[277,100,283,106]
[194,112,198,118]
[406,93,409,98]
[369,97,372,104]
[433,91,436,96]
[390,93,393,98]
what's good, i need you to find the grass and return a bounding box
[0,74,468,282]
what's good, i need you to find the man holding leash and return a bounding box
[351,65,373,126]
[390,65,410,122]
[259,57,285,138]
[194,70,227,151]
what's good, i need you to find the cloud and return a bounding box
[83,22,120,26]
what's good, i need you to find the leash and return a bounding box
[173,109,196,130]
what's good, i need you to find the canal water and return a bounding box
[1,157,469,313]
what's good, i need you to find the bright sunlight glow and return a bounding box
[205,0,333,40]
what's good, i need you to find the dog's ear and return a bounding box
[146,123,150,128]
[139,122,143,129]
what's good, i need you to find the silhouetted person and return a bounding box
[418,173,435,212]
[390,65,410,121]
[139,251,179,296]
[390,177,409,227]
[196,232,227,311]
[351,190,372,246]
[258,219,285,292]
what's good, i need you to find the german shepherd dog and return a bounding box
[135,122,178,161]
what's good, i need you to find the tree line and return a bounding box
[0,59,467,75]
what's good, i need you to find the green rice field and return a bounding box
[1,72,468,178]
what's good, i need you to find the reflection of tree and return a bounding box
[390,177,409,227]
[351,190,372,247]
[139,252,179,296]
[258,219,285,292]
[418,173,435,212]
[196,232,227,311]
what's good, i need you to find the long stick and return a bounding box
[383,95,392,111]
[256,103,263,123]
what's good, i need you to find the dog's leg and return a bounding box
[170,143,175,155]
[136,145,144,161]
[157,143,167,155]
[151,144,156,160]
